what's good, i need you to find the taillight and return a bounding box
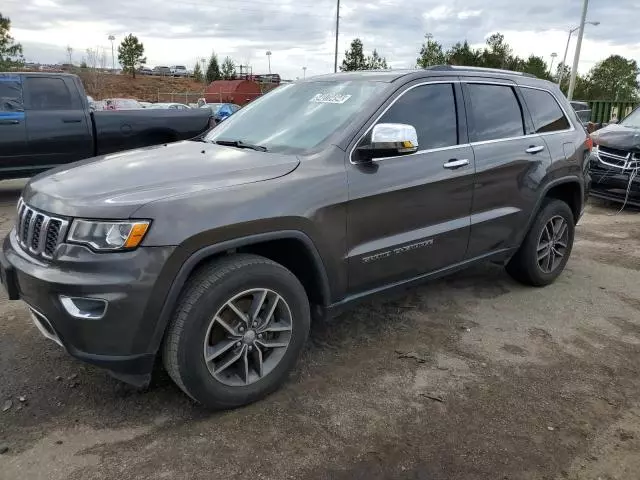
[585,137,593,151]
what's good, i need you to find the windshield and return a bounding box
[621,107,640,128]
[204,80,386,153]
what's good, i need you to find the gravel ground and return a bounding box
[1,179,639,480]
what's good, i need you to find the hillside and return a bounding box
[77,71,207,103]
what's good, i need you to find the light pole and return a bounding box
[302,66,307,79]
[200,57,207,84]
[334,0,340,72]
[266,51,272,74]
[548,52,558,76]
[568,0,590,100]
[557,20,599,87]
[108,35,115,72]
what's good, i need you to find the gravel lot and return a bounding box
[1,179,639,480]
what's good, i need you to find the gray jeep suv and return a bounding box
[0,66,590,408]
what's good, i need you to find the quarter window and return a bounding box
[466,84,524,142]
[375,83,458,150]
[521,87,571,133]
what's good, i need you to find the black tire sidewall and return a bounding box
[177,262,310,408]
[519,200,575,286]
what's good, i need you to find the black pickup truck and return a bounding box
[0,72,213,179]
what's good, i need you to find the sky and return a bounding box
[4,0,640,80]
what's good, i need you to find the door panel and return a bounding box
[467,137,550,257]
[461,81,552,258]
[346,81,474,293]
[0,74,28,172]
[23,76,93,169]
[347,146,475,292]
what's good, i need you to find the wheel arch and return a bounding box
[145,230,331,355]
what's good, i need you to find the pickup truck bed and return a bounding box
[0,72,212,179]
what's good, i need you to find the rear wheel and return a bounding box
[162,254,310,409]
[506,199,575,286]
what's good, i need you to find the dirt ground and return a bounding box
[1,179,640,480]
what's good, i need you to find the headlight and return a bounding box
[67,220,151,251]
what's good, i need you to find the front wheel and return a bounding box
[162,254,310,409]
[506,199,575,287]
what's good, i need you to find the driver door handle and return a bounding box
[525,145,545,154]
[443,158,469,169]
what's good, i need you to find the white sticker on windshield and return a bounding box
[310,93,352,104]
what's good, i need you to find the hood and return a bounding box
[23,141,300,218]
[591,124,640,153]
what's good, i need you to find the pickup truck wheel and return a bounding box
[162,254,310,409]
[506,199,575,287]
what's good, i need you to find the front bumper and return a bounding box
[589,153,640,207]
[1,229,175,386]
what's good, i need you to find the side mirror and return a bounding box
[355,123,419,161]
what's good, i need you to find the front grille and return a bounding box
[596,146,639,171]
[16,199,69,259]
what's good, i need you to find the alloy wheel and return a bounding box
[537,215,569,274]
[202,288,293,386]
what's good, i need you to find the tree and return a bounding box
[0,13,24,70]
[117,34,146,78]
[445,41,481,66]
[193,62,204,82]
[221,56,235,80]
[80,59,88,69]
[416,34,445,68]
[480,33,512,69]
[366,49,388,70]
[341,38,368,71]
[585,55,639,100]
[521,55,551,80]
[205,52,221,83]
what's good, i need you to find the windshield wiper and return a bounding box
[214,139,268,152]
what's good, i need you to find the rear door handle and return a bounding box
[525,145,545,154]
[62,119,82,123]
[0,119,19,125]
[443,159,469,169]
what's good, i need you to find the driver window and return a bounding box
[371,83,458,151]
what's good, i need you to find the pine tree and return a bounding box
[117,34,146,78]
[366,49,388,70]
[340,39,368,71]
[416,34,445,68]
[221,56,235,80]
[193,62,204,82]
[206,52,221,83]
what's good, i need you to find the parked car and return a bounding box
[152,66,172,76]
[103,98,143,110]
[87,95,96,111]
[570,101,592,126]
[170,66,188,77]
[200,102,240,122]
[0,67,589,409]
[147,102,191,110]
[139,67,153,76]
[589,105,640,207]
[139,101,153,108]
[0,72,214,179]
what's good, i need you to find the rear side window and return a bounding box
[521,87,571,133]
[0,75,23,112]
[466,84,524,142]
[25,77,73,110]
[377,83,458,150]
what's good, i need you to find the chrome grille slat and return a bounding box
[14,202,68,259]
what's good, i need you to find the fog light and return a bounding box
[59,296,107,320]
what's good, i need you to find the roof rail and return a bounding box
[426,65,538,79]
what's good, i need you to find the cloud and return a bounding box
[3,0,639,80]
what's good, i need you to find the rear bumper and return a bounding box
[1,229,175,386]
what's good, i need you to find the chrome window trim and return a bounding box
[349,79,577,165]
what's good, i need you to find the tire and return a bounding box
[506,198,575,287]
[162,254,310,409]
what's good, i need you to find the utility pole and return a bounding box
[303,66,307,79]
[333,0,340,72]
[266,50,272,74]
[108,35,116,71]
[568,0,589,100]
[549,52,557,76]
